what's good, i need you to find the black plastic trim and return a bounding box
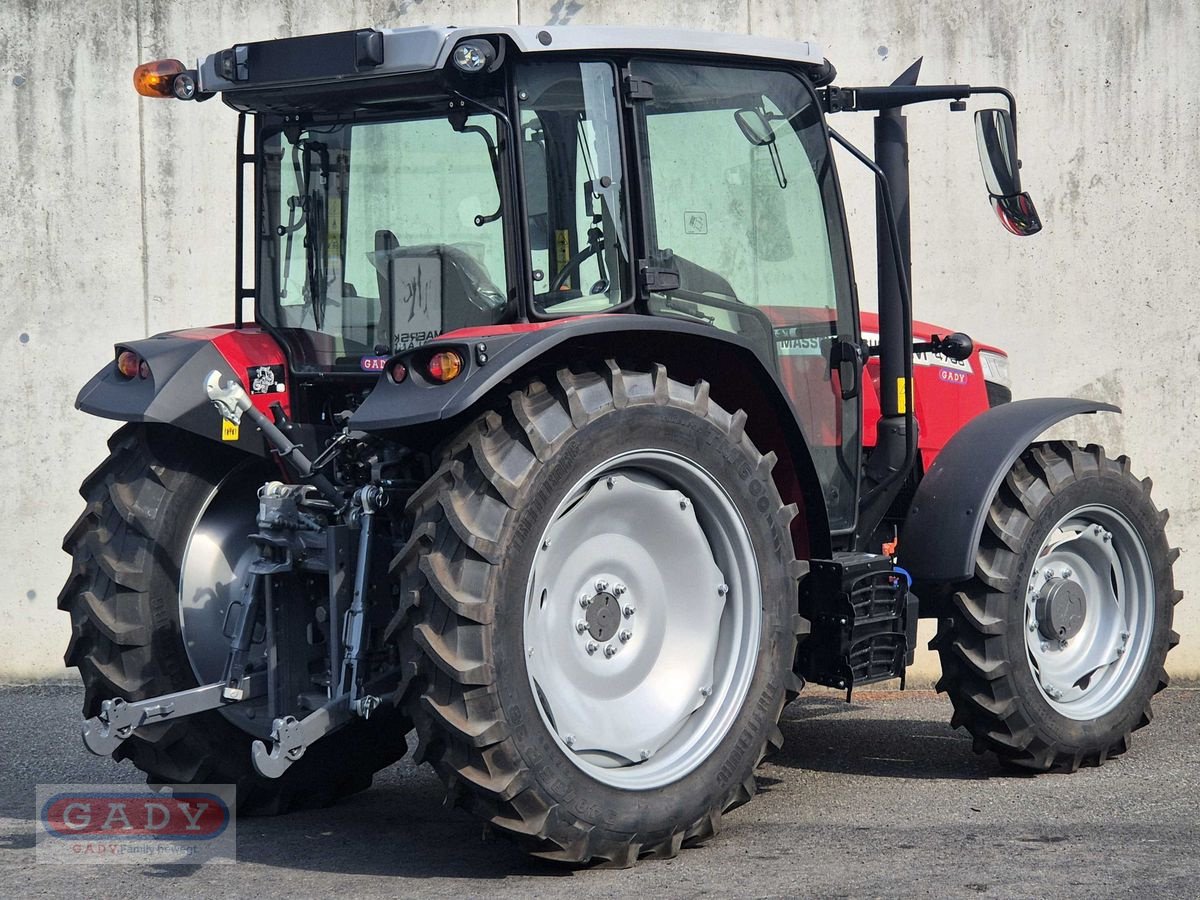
[898,398,1120,584]
[75,337,271,456]
[350,315,832,555]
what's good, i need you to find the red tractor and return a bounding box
[61,25,1179,864]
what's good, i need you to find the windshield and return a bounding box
[259,106,512,371]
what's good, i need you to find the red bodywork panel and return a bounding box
[436,313,1003,470]
[858,312,1002,469]
[176,315,1002,477]
[173,325,293,418]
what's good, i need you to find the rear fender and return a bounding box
[351,316,832,559]
[75,326,290,456]
[899,397,1120,586]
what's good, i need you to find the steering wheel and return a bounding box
[549,239,605,293]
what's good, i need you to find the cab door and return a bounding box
[627,59,862,531]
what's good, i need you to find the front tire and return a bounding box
[397,363,803,864]
[932,441,1180,771]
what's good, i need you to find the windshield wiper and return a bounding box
[298,140,331,329]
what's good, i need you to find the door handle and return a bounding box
[830,339,864,401]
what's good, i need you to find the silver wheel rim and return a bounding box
[178,465,269,733]
[1023,503,1155,719]
[524,450,762,790]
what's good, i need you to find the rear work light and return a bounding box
[133,59,185,98]
[116,350,148,380]
[427,351,464,383]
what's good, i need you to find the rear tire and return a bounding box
[59,424,410,813]
[397,363,803,864]
[932,441,1180,771]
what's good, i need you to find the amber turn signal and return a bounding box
[134,59,185,98]
[427,350,464,383]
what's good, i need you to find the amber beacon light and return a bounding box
[133,59,186,98]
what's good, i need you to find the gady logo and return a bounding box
[36,784,236,865]
[41,792,228,839]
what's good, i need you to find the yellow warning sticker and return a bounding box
[554,229,572,290]
[896,377,908,415]
[221,419,239,442]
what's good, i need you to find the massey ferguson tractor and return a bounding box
[60,25,1180,864]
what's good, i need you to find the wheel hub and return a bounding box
[524,453,761,789]
[1023,505,1155,719]
[584,590,621,642]
[1036,577,1087,641]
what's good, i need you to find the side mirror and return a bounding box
[734,107,775,146]
[975,108,1042,236]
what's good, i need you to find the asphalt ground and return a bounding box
[0,684,1196,899]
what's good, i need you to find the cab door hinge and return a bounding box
[638,260,681,294]
[623,75,655,103]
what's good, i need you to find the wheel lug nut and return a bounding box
[595,579,609,593]
[1103,531,1112,542]
[700,686,712,697]
[679,498,689,510]
[604,645,617,658]
[623,605,635,618]
[1043,568,1054,581]
[606,477,615,489]
[639,749,650,760]
[614,583,626,596]
[1061,568,1072,579]
[541,539,551,550]
[580,594,592,608]
[575,621,588,634]
[586,641,598,655]
[619,630,632,643]
[717,583,729,597]
[564,734,575,746]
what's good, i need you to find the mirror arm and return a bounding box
[968,86,1019,146]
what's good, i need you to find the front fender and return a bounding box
[899,397,1120,584]
[75,327,290,455]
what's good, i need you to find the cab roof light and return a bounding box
[133,59,186,98]
[451,40,497,74]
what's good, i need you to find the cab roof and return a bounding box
[197,24,825,94]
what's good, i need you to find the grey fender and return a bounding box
[899,397,1120,584]
[351,315,833,558]
[75,334,273,456]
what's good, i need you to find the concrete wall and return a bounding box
[2,0,1196,682]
